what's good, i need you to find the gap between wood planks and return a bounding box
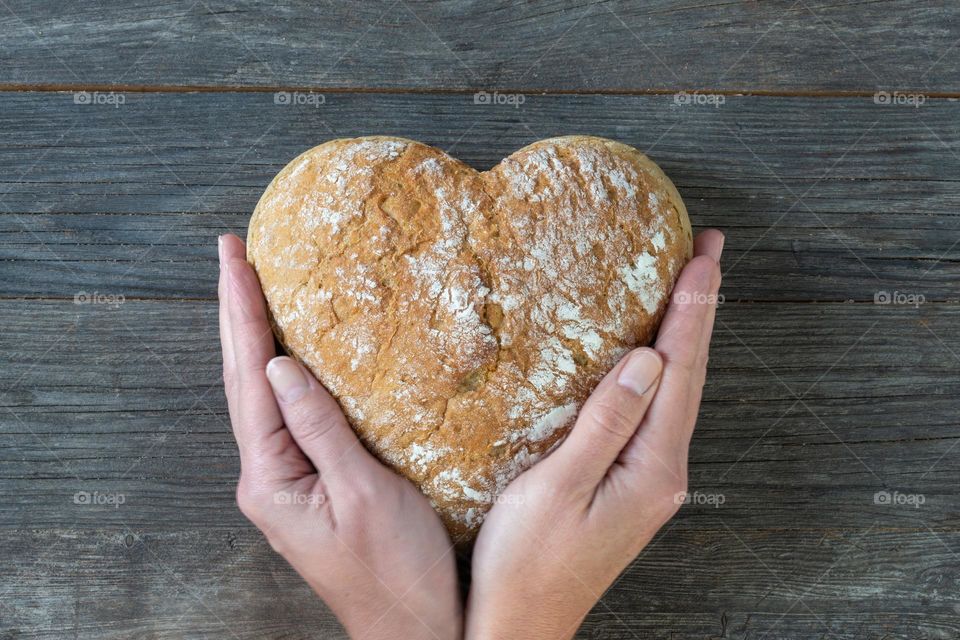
[2,296,958,304]
[0,84,959,99]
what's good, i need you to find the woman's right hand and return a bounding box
[219,234,463,640]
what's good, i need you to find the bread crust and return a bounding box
[247,135,692,541]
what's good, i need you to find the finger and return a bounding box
[218,235,238,405]
[618,233,722,468]
[265,356,370,478]
[695,231,724,363]
[695,228,724,264]
[220,234,250,419]
[641,253,721,451]
[545,348,663,488]
[226,248,288,475]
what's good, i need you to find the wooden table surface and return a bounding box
[2,2,958,638]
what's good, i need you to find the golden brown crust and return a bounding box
[247,135,692,541]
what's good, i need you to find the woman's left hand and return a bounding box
[465,230,724,640]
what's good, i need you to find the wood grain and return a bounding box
[1,91,958,301]
[2,2,959,637]
[0,0,958,92]
[1,298,956,636]
[2,527,958,639]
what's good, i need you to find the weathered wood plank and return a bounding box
[1,91,958,300]
[0,528,345,640]
[3,301,957,408]
[0,0,958,92]
[1,300,957,534]
[1,528,957,639]
[2,16,958,631]
[580,612,960,640]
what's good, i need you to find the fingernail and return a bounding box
[705,232,724,264]
[266,357,309,403]
[218,235,225,269]
[617,349,662,396]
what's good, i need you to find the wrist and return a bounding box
[325,578,462,640]
[288,551,462,640]
[466,591,586,640]
[343,604,462,640]
[467,613,583,640]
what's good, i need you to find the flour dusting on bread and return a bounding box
[247,135,692,541]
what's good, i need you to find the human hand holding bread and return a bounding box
[220,233,462,640]
[219,136,723,638]
[466,230,723,639]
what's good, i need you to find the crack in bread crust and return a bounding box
[247,135,693,542]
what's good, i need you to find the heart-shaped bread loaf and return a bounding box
[247,135,692,541]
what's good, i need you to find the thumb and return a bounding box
[265,356,369,479]
[547,348,663,488]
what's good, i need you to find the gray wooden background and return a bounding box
[1,2,958,638]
